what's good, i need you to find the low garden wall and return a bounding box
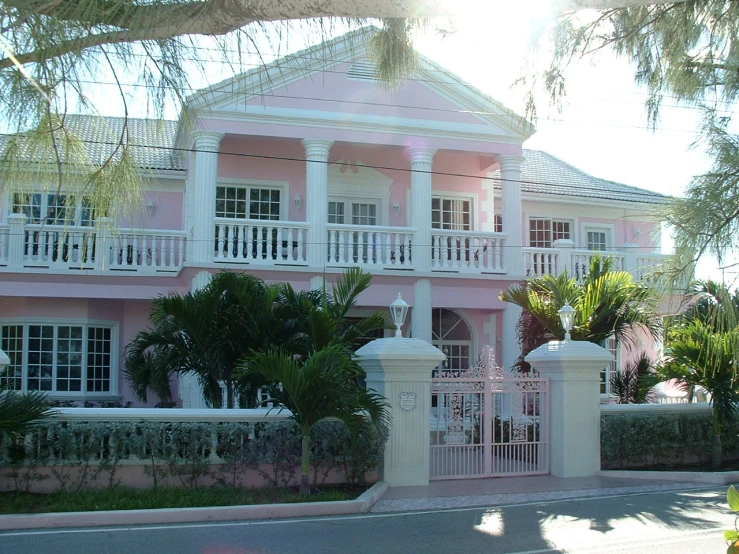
[601,403,739,470]
[0,408,384,493]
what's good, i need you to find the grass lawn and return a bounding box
[0,485,368,515]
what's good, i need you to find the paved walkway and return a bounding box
[370,474,710,513]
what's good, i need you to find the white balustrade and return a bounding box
[634,254,664,280]
[571,249,625,279]
[109,229,187,271]
[23,225,98,269]
[214,219,309,265]
[431,231,506,272]
[327,224,415,268]
[522,247,560,277]
[0,224,8,265]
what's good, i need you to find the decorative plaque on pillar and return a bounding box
[399,392,416,411]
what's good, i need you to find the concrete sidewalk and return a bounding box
[370,473,723,513]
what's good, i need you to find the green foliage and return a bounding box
[0,419,386,493]
[600,412,739,470]
[610,352,659,404]
[726,485,739,553]
[0,386,54,439]
[500,255,660,370]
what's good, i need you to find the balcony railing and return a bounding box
[327,224,414,269]
[214,218,309,265]
[0,218,186,274]
[432,230,506,273]
[522,246,662,281]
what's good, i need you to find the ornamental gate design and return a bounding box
[430,347,549,479]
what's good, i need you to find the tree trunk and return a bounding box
[226,381,234,409]
[712,432,722,470]
[300,434,310,496]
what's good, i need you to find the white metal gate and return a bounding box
[430,347,549,479]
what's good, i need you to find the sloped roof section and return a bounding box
[0,116,184,172]
[490,150,668,205]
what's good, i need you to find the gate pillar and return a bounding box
[525,340,613,478]
[355,337,445,487]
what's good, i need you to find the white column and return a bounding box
[498,155,524,277]
[190,130,224,264]
[501,303,522,372]
[356,336,445,487]
[302,139,333,270]
[553,238,575,277]
[411,278,432,343]
[6,213,26,269]
[409,147,436,273]
[179,270,213,409]
[526,339,613,478]
[93,216,114,271]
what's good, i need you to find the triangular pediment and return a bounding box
[328,159,393,196]
[182,29,533,145]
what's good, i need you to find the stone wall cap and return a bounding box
[525,339,614,363]
[354,337,446,362]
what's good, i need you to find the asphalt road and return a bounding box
[0,487,733,553]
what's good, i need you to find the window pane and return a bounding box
[249,188,280,220]
[587,231,608,251]
[552,221,570,241]
[87,327,112,392]
[216,186,248,218]
[80,197,96,227]
[328,201,344,224]
[529,218,552,248]
[432,196,471,230]
[56,326,83,392]
[47,195,71,225]
[27,325,54,391]
[13,193,42,223]
[1,325,24,390]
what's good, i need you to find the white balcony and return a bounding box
[522,246,664,281]
[0,219,186,274]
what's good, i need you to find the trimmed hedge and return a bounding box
[0,420,386,492]
[601,412,739,469]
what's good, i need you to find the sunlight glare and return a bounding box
[474,510,505,537]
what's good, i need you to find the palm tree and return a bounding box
[0,386,54,439]
[248,344,389,496]
[500,256,661,370]
[660,320,739,469]
[124,271,280,408]
[659,280,739,468]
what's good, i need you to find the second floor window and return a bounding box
[12,193,95,226]
[328,199,378,225]
[215,185,280,220]
[529,217,571,248]
[432,196,471,230]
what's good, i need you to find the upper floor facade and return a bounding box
[0,30,668,285]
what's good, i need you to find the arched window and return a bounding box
[432,308,472,373]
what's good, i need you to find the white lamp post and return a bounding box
[558,301,576,341]
[390,293,409,337]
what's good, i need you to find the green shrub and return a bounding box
[0,419,385,492]
[601,412,739,469]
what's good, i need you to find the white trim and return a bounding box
[582,223,616,250]
[526,215,575,247]
[199,106,526,148]
[0,318,120,397]
[480,177,496,232]
[215,179,290,221]
[431,191,479,231]
[327,161,392,226]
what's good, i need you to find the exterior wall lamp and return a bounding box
[392,200,401,216]
[147,201,156,217]
[390,293,409,337]
[294,194,302,210]
[558,301,576,341]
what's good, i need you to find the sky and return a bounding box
[78,9,728,281]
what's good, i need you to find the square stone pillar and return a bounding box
[525,340,613,478]
[355,337,445,487]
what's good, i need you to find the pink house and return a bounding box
[0,30,667,407]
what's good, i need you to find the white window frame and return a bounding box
[582,224,615,251]
[8,191,96,227]
[0,319,119,398]
[601,336,620,399]
[528,216,573,248]
[431,192,477,231]
[328,196,380,226]
[215,179,288,221]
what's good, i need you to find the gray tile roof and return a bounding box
[2,116,667,204]
[511,150,667,205]
[0,115,183,171]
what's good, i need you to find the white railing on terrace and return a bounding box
[214,218,309,265]
[523,246,663,281]
[107,229,186,271]
[327,224,414,269]
[0,224,9,266]
[431,230,506,273]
